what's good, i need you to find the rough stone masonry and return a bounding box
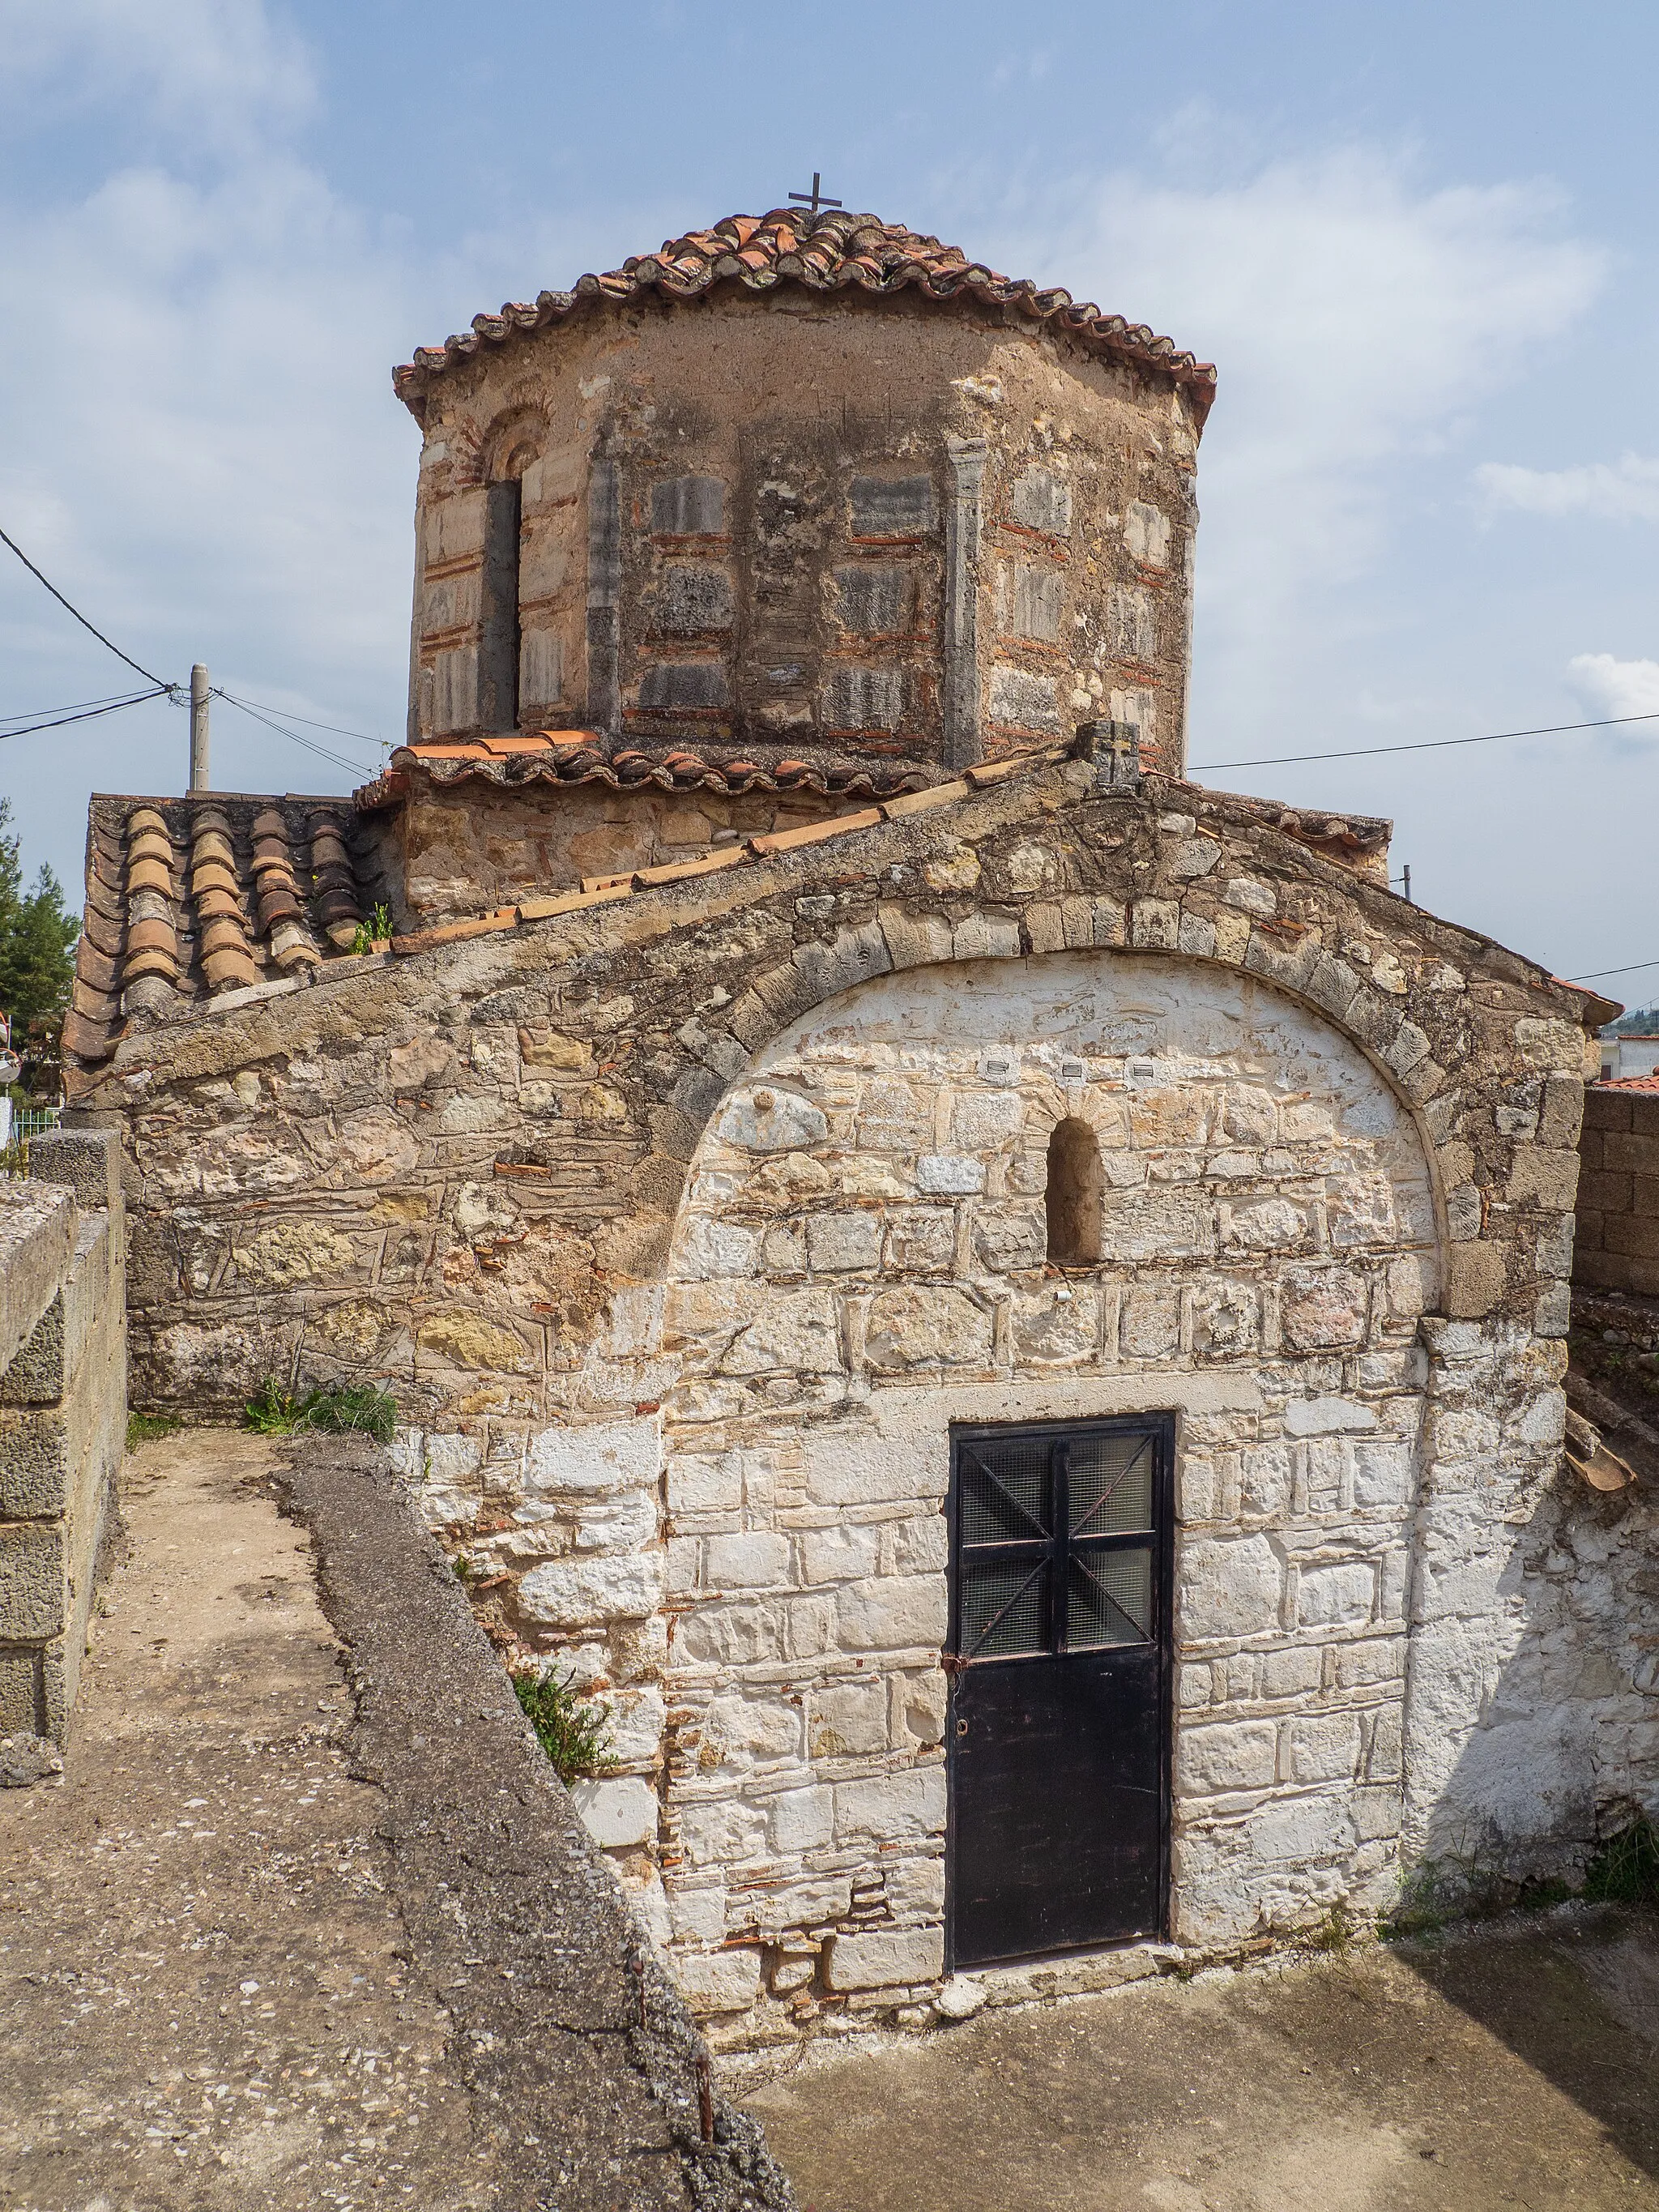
[0,1129,125,1765]
[57,206,1655,2043]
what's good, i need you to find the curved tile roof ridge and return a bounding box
[354,733,937,809]
[393,208,1217,421]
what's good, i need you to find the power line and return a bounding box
[0,687,160,727]
[0,686,170,741]
[1569,957,1659,983]
[218,690,383,747]
[211,689,375,776]
[0,523,177,692]
[1189,708,1659,775]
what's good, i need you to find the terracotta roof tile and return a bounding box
[393,209,1218,425]
[353,733,935,810]
[67,792,382,1066]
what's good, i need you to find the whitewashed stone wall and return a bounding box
[650,950,1444,2035]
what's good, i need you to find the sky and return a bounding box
[1,0,1657,1001]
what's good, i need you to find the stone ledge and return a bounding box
[272,1435,794,2212]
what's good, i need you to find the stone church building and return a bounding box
[61,208,1654,2041]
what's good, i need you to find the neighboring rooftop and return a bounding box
[392,207,1218,421]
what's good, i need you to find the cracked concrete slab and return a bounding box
[743,1912,1659,2211]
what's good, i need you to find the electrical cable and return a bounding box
[216,690,383,747]
[0,686,170,741]
[0,688,159,727]
[1189,708,1659,775]
[0,523,177,692]
[1568,958,1659,983]
[210,688,376,775]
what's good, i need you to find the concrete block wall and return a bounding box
[1573,1086,1659,1296]
[0,1129,126,1748]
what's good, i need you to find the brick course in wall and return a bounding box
[1572,1085,1659,1296]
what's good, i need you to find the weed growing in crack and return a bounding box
[244,1377,397,1444]
[1584,1815,1659,1906]
[126,1410,181,1450]
[514,1667,620,1785]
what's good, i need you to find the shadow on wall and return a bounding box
[1405,1440,1658,1895]
[1397,1385,1659,2175]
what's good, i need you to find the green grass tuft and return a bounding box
[126,1410,181,1450]
[514,1667,620,1785]
[1584,1816,1659,1907]
[350,903,394,955]
[243,1377,397,1444]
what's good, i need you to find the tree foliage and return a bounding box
[0,801,79,1095]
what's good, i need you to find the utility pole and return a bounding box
[189,664,210,791]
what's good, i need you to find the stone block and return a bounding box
[834,1764,946,1842]
[1130,899,1180,950]
[1296,1560,1376,1628]
[676,1599,789,1668]
[28,1127,122,1213]
[0,1648,41,1733]
[1177,1719,1277,1793]
[667,1452,744,1515]
[0,1522,66,1641]
[1284,1397,1376,1437]
[825,1926,945,1991]
[717,1087,829,1153]
[1444,1242,1508,1317]
[915,1154,985,1196]
[719,1289,842,1375]
[971,1206,1046,1273]
[1099,1188,1216,1263]
[526,1414,660,1498]
[885,1208,956,1272]
[800,1523,881,1584]
[1506,1145,1578,1210]
[805,1212,882,1272]
[836,1574,949,1652]
[1179,1535,1282,1642]
[1247,1793,1354,1863]
[673,1948,764,2016]
[809,1677,890,1758]
[517,1552,665,1628]
[0,1185,75,1385]
[705,1531,791,1591]
[1280,1267,1367,1352]
[767,1785,834,1852]
[879,905,955,971]
[571,1775,659,1847]
[1286,1712,1362,1783]
[864,1287,993,1372]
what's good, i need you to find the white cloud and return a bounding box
[987,147,1606,706]
[1473,452,1659,522]
[1567,653,1659,728]
[0,0,313,148]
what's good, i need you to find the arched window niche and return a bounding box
[480,435,538,732]
[1046,1117,1103,1266]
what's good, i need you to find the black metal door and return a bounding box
[946,1417,1173,1970]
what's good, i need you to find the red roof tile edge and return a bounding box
[352,735,935,810]
[391,209,1217,424]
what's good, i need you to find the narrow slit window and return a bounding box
[1046,1117,1102,1266]
[480,476,523,732]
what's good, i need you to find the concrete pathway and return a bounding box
[0,1430,484,2211]
[745,1913,1659,2211]
[0,1428,788,2212]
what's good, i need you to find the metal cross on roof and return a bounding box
[788,173,842,220]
